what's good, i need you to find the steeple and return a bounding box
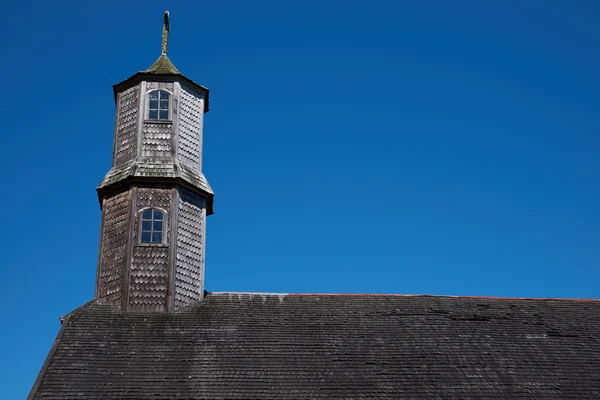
[143,11,180,75]
[95,12,213,312]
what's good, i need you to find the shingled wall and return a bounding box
[96,190,130,307]
[178,84,204,169]
[113,85,139,166]
[141,122,172,159]
[175,187,206,308]
[128,187,173,311]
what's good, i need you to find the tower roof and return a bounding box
[111,11,209,112]
[143,54,180,75]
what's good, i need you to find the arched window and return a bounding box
[148,90,170,120]
[140,208,165,243]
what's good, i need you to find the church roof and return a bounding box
[28,293,600,399]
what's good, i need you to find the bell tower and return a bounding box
[95,11,213,312]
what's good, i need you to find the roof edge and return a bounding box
[112,72,209,112]
[96,175,214,216]
[206,292,600,302]
[27,299,98,400]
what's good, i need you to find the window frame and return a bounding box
[137,207,168,245]
[146,89,172,121]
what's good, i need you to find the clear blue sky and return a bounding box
[2,1,599,397]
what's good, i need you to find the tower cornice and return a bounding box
[97,172,214,216]
[113,73,210,113]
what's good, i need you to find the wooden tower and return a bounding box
[95,12,213,312]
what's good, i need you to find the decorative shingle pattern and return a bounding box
[112,187,174,311]
[175,188,205,308]
[129,246,169,312]
[136,187,172,210]
[114,85,139,166]
[30,294,600,399]
[97,191,130,307]
[178,85,204,169]
[142,122,172,158]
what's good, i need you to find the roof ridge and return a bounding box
[207,292,600,302]
[209,291,289,296]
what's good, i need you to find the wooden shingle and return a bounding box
[28,293,600,399]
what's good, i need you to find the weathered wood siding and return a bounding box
[128,187,172,311]
[141,122,172,159]
[177,85,204,169]
[113,85,139,166]
[174,188,206,308]
[97,78,212,312]
[97,190,130,307]
[129,246,169,312]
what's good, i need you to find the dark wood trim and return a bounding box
[166,187,179,311]
[121,186,136,311]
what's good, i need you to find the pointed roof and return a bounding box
[143,53,180,75]
[111,11,209,112]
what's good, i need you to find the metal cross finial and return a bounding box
[162,11,170,55]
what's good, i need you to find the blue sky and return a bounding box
[2,0,600,397]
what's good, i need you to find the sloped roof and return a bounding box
[98,160,212,193]
[97,160,214,214]
[144,54,180,75]
[29,293,600,399]
[111,56,210,112]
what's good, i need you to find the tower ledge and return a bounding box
[97,160,214,215]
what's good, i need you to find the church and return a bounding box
[27,12,600,399]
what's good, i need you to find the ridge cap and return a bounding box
[207,291,600,302]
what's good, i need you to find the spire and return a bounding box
[162,11,170,55]
[144,10,180,75]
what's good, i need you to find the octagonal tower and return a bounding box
[95,12,213,312]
